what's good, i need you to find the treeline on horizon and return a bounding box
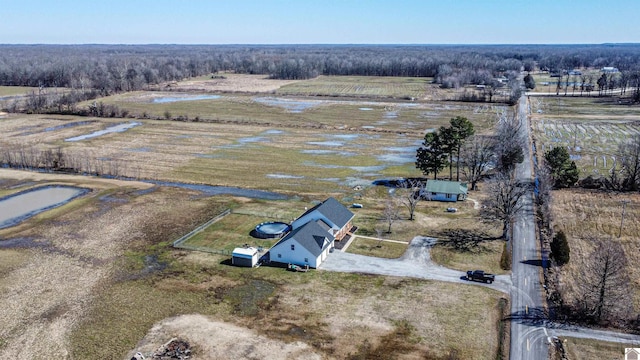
[2,44,640,95]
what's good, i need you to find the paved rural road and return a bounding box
[319,236,512,294]
[509,94,548,360]
[511,94,640,358]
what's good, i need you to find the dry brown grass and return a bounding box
[562,337,631,359]
[0,172,507,359]
[149,73,302,93]
[0,172,220,359]
[551,189,640,314]
[347,237,409,258]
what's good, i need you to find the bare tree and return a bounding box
[382,196,400,234]
[576,239,632,324]
[460,135,495,190]
[494,110,525,175]
[482,172,529,240]
[398,179,424,221]
[618,134,640,191]
[535,162,554,209]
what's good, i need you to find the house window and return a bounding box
[432,192,437,196]
[291,244,295,251]
[304,258,308,263]
[446,194,452,199]
[277,253,281,258]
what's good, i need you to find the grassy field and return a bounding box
[0,86,38,96]
[181,212,278,252]
[562,337,633,359]
[83,91,500,133]
[551,189,640,314]
[0,98,500,195]
[71,247,507,359]
[346,237,409,258]
[276,75,433,99]
[530,96,640,176]
[0,76,515,358]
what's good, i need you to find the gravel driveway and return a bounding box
[320,236,511,293]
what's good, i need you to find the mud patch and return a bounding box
[225,279,276,316]
[128,314,321,360]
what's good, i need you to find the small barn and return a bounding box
[422,180,468,202]
[232,247,259,267]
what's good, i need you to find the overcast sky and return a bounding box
[2,0,639,44]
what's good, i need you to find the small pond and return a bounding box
[0,185,89,229]
[65,122,141,142]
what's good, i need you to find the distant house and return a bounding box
[601,67,619,73]
[292,197,355,241]
[626,348,640,360]
[422,180,468,202]
[269,220,335,268]
[568,70,582,76]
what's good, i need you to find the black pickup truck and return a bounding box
[466,270,495,284]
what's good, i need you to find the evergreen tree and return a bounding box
[416,131,448,179]
[544,147,579,188]
[449,116,475,181]
[524,73,536,89]
[550,230,570,266]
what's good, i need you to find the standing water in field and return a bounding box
[0,186,89,229]
[65,122,141,142]
[253,97,320,113]
[152,95,221,103]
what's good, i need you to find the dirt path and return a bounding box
[467,197,481,210]
[320,236,511,294]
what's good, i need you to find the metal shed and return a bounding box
[232,247,259,267]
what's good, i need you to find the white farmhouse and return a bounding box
[268,197,354,268]
[268,220,335,268]
[291,197,355,241]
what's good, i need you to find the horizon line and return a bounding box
[1,42,639,47]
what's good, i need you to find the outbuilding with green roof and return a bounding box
[422,180,468,202]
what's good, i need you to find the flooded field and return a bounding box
[65,122,141,142]
[252,97,321,113]
[153,95,221,103]
[0,185,88,228]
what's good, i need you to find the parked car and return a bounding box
[466,270,495,284]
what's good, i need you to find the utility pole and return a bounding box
[619,199,630,238]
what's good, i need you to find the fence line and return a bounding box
[172,208,231,250]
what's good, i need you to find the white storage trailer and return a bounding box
[232,247,259,267]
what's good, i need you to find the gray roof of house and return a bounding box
[275,220,335,257]
[298,197,354,229]
[425,180,468,195]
